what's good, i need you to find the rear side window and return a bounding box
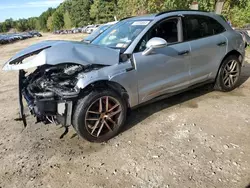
[183,15,225,41]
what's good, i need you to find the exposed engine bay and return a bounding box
[20,63,105,127]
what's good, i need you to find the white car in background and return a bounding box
[86,25,100,34]
[83,21,118,43]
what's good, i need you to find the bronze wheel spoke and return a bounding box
[108,104,119,112]
[107,117,117,126]
[96,121,105,137]
[106,97,109,112]
[86,118,99,121]
[104,120,112,131]
[85,95,122,138]
[91,119,101,135]
[109,109,121,118]
[88,111,101,115]
[99,98,103,113]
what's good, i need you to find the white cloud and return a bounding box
[0,0,64,10]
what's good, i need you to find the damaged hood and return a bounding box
[3,40,120,71]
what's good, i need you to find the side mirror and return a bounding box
[142,37,167,56]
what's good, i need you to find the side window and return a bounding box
[183,15,225,41]
[209,17,226,34]
[135,18,179,52]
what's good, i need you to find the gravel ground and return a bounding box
[0,34,249,188]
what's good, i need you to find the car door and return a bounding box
[132,17,191,104]
[182,15,227,85]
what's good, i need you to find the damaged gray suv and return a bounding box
[3,10,245,142]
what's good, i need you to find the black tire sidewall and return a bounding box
[73,89,127,142]
[216,55,241,92]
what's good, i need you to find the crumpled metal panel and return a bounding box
[3,40,120,70]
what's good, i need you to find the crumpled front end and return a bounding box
[2,40,120,129]
[19,63,105,127]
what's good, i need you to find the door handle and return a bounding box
[217,41,226,46]
[178,50,190,56]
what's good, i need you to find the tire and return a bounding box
[214,55,241,92]
[73,89,127,142]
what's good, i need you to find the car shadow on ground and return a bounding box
[121,63,250,133]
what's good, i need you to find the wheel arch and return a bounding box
[216,50,243,79]
[79,80,130,109]
[222,50,243,65]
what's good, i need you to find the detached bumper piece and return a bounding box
[18,70,27,127]
[22,88,74,126]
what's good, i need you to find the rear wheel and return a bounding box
[73,89,127,142]
[214,55,241,92]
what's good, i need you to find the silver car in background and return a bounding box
[3,10,245,142]
[83,21,118,43]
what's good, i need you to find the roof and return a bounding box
[123,14,157,21]
[122,10,215,21]
[156,9,211,16]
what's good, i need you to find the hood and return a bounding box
[3,40,120,71]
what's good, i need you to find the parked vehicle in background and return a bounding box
[3,10,246,143]
[0,32,42,45]
[83,21,118,43]
[86,25,100,34]
[29,31,42,37]
[82,25,94,33]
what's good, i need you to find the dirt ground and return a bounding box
[0,33,250,188]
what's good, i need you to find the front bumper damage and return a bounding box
[15,61,107,134]
[3,40,124,138]
[18,69,75,133]
[15,62,105,139]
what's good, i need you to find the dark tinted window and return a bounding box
[135,18,179,52]
[183,15,225,41]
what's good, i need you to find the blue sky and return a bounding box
[0,0,64,22]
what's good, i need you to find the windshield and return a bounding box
[84,24,112,42]
[91,20,150,49]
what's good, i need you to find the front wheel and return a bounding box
[214,55,241,92]
[73,89,127,142]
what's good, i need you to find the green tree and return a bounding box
[90,0,117,23]
[71,0,92,27]
[27,17,38,30]
[64,11,72,29]
[90,0,101,22]
[16,19,28,31]
[38,8,55,31]
[47,16,54,31]
[52,11,64,30]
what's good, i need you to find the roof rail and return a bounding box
[156,9,209,17]
[120,16,135,21]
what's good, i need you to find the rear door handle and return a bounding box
[217,41,226,46]
[178,50,190,56]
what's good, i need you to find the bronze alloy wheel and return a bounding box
[85,96,122,137]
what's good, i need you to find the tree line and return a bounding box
[1,0,250,33]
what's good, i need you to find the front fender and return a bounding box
[76,63,139,107]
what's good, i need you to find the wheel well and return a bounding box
[222,50,243,64]
[215,50,243,80]
[82,80,130,109]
